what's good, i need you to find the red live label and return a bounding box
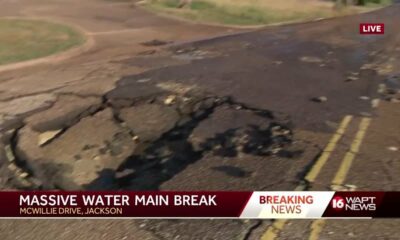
[359,23,384,34]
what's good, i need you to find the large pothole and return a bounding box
[4,82,297,190]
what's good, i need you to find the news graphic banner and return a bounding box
[0,191,399,218]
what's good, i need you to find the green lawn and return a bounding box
[144,0,392,26]
[0,19,85,65]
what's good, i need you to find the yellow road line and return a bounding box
[309,219,326,240]
[261,220,288,240]
[308,117,372,240]
[332,118,371,186]
[261,115,353,240]
[305,115,353,183]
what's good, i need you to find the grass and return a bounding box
[362,0,393,7]
[0,19,85,65]
[144,0,392,26]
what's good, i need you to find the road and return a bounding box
[0,0,400,239]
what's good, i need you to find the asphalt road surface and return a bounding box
[0,0,400,239]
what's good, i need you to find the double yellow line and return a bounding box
[308,117,371,240]
[305,115,353,183]
[331,118,371,187]
[261,116,372,240]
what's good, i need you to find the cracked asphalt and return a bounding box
[0,0,400,239]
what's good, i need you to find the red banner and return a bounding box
[0,191,252,218]
[0,191,399,218]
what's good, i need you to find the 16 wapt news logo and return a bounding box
[331,196,376,211]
